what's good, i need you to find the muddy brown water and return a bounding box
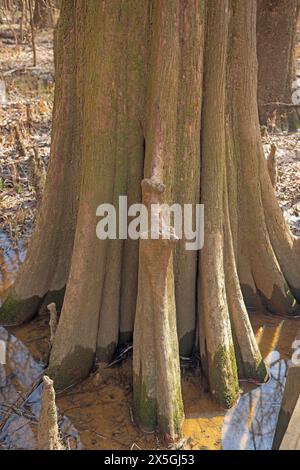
[1,233,300,450]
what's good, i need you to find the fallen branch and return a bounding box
[262,101,300,108]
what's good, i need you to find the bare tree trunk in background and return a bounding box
[19,0,24,42]
[257,0,300,130]
[33,0,54,28]
[28,0,36,66]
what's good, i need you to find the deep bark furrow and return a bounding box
[133,0,183,439]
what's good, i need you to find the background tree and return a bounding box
[33,0,54,28]
[257,0,300,129]
[1,0,300,440]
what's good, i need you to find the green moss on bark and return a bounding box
[158,385,184,438]
[133,376,157,432]
[0,291,42,325]
[211,343,239,408]
[134,370,183,437]
[243,356,268,383]
[47,346,94,391]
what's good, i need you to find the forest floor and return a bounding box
[1,28,300,450]
[263,133,300,236]
[5,302,300,450]
[0,27,53,238]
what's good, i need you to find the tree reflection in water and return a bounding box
[222,351,287,450]
[0,327,82,449]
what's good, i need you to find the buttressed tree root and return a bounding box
[1,0,300,438]
[133,103,184,440]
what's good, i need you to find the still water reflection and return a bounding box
[222,351,287,450]
[0,327,82,449]
[0,230,27,302]
[0,230,296,450]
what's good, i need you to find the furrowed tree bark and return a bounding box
[48,0,149,386]
[98,0,149,357]
[133,173,183,439]
[1,0,300,438]
[133,0,184,440]
[174,0,203,357]
[230,0,300,314]
[257,0,300,129]
[199,0,240,408]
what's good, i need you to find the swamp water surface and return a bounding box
[0,327,82,449]
[0,231,82,449]
[222,351,286,450]
[0,233,299,450]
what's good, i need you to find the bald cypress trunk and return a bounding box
[1,0,300,438]
[133,1,184,439]
[0,0,81,325]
